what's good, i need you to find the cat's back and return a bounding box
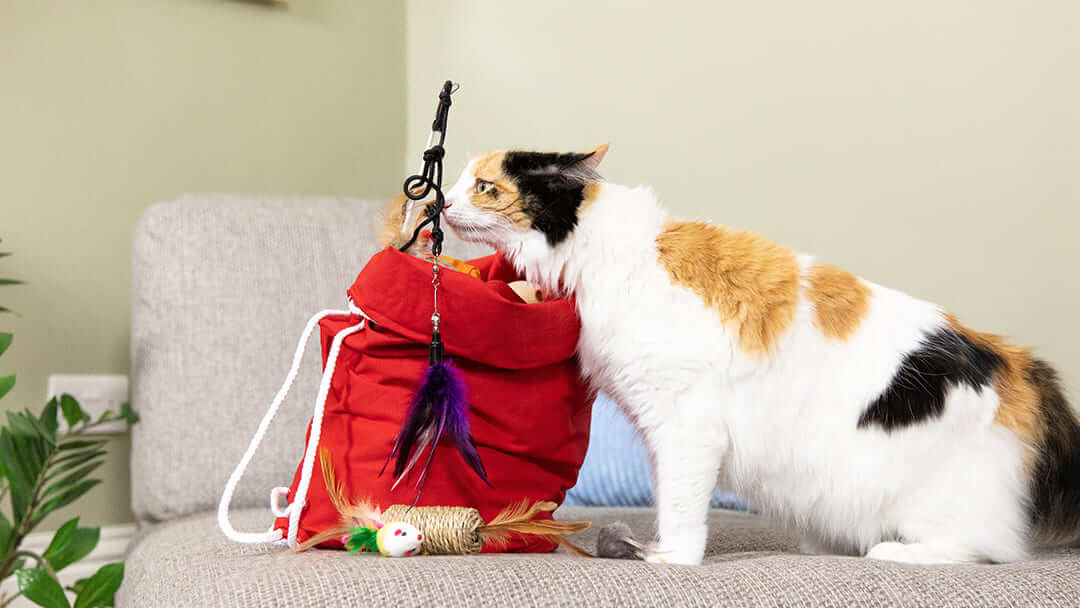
[650,219,942,366]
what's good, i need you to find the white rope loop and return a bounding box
[285,318,366,547]
[217,307,354,544]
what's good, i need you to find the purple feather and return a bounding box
[382,361,490,503]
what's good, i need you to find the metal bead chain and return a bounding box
[431,262,440,330]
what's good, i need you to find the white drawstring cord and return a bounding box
[348,298,373,321]
[217,308,350,544]
[285,318,366,547]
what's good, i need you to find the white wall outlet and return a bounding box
[46,374,130,434]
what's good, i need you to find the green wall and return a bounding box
[407,0,1079,401]
[1,0,405,526]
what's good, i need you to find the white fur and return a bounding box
[444,170,1032,566]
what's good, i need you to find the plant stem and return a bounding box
[10,551,57,580]
[0,550,58,608]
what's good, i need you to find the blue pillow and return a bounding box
[564,393,748,510]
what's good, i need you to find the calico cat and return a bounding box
[440,144,1080,565]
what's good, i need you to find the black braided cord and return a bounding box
[398,81,457,257]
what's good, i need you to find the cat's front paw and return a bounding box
[643,532,706,566]
[644,545,704,566]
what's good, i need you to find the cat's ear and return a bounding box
[583,144,609,169]
[557,144,608,179]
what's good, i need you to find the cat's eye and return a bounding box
[474,180,494,195]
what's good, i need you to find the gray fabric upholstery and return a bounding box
[130,195,490,524]
[120,506,1080,608]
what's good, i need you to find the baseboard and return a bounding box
[0,523,135,607]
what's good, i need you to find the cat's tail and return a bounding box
[1025,359,1080,548]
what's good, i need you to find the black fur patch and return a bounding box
[857,326,1003,431]
[502,151,598,246]
[1027,359,1080,543]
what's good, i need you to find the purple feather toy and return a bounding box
[381,81,489,505]
[383,359,489,504]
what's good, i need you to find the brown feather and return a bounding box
[319,448,350,515]
[554,536,595,558]
[485,499,556,527]
[320,449,383,527]
[478,500,591,553]
[482,519,591,536]
[284,525,351,554]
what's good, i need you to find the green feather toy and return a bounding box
[345,526,380,554]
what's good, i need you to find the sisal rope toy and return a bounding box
[296,450,593,557]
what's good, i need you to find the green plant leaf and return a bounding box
[46,449,107,481]
[0,374,14,401]
[33,479,101,524]
[43,461,104,500]
[57,440,107,452]
[72,563,122,608]
[0,511,11,554]
[16,567,71,608]
[40,397,60,437]
[1,429,35,523]
[6,411,41,439]
[23,409,57,447]
[118,403,138,426]
[0,332,11,357]
[43,518,100,572]
[59,395,89,428]
[0,305,12,314]
[0,279,24,286]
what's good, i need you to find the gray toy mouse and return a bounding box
[596,521,646,560]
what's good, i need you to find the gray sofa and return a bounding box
[119,195,1080,607]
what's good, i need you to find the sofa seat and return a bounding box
[119,506,1080,607]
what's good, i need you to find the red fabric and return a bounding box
[273,248,592,552]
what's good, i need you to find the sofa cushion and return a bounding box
[130,195,491,524]
[565,393,747,510]
[119,506,1080,608]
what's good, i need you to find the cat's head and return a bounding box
[442,145,608,257]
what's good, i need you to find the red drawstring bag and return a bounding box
[218,248,592,553]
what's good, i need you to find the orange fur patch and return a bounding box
[656,221,800,355]
[946,315,1042,448]
[579,181,603,215]
[472,150,508,182]
[468,151,532,227]
[806,264,871,340]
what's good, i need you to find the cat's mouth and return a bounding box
[442,211,496,245]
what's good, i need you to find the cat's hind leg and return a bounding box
[866,541,973,564]
[865,426,1030,565]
